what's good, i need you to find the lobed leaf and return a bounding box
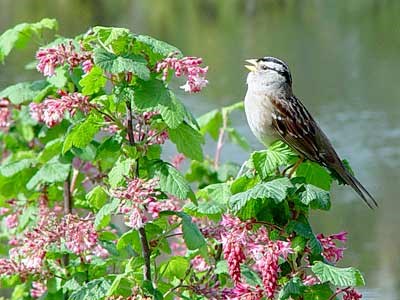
[311,261,365,287]
[68,278,110,300]
[229,177,293,213]
[26,157,70,190]
[94,48,150,80]
[300,184,331,210]
[251,140,298,179]
[0,18,58,63]
[0,80,50,104]
[278,277,306,300]
[79,66,107,95]
[168,123,204,161]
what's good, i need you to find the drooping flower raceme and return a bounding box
[0,98,11,130]
[29,91,90,127]
[343,288,363,300]
[30,281,47,298]
[113,178,160,229]
[36,41,93,77]
[156,55,208,93]
[317,231,347,264]
[214,215,293,299]
[131,111,169,147]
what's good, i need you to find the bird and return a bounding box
[244,56,377,209]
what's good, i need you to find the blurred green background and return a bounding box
[1,1,399,298]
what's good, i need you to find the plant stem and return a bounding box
[126,100,152,282]
[62,170,72,300]
[214,111,228,169]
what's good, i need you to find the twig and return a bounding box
[126,100,152,283]
[62,170,72,299]
[328,287,350,300]
[214,110,228,169]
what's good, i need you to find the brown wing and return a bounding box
[270,94,378,208]
[270,95,329,164]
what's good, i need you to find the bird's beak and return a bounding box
[245,59,258,72]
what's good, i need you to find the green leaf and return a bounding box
[311,261,365,287]
[68,278,111,300]
[107,275,133,297]
[304,283,334,300]
[168,123,204,161]
[160,256,189,280]
[62,113,102,153]
[300,184,331,210]
[278,277,306,300]
[287,220,322,256]
[158,93,185,129]
[251,140,298,179]
[133,79,185,128]
[197,109,222,140]
[241,265,263,286]
[38,138,63,163]
[162,212,206,250]
[47,67,68,88]
[0,80,50,104]
[133,79,169,108]
[226,127,251,151]
[116,230,140,252]
[26,157,70,189]
[108,157,135,188]
[134,34,182,57]
[155,161,194,201]
[94,198,120,230]
[0,158,35,177]
[79,66,107,95]
[94,48,150,80]
[229,177,293,213]
[86,186,108,210]
[0,18,58,63]
[296,161,332,190]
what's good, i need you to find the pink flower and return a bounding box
[171,153,185,169]
[36,41,93,77]
[222,282,264,300]
[61,214,107,257]
[302,275,320,286]
[191,255,209,272]
[317,231,347,264]
[0,207,10,215]
[82,59,94,73]
[0,99,11,130]
[29,91,90,127]
[114,178,161,229]
[130,111,168,147]
[4,213,18,229]
[343,288,362,300]
[156,55,208,93]
[222,236,246,284]
[31,281,47,298]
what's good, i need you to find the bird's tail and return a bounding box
[330,162,378,209]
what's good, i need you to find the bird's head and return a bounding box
[245,56,292,91]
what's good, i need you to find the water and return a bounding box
[1,1,399,298]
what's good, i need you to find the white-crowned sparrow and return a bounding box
[244,56,377,208]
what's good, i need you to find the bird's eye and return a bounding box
[260,65,268,70]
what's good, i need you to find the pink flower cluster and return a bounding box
[113,178,182,229]
[132,111,169,147]
[0,98,11,131]
[31,281,47,298]
[343,288,362,300]
[216,215,292,299]
[0,204,107,279]
[317,231,347,264]
[156,55,208,93]
[61,214,108,258]
[36,41,93,77]
[29,91,90,127]
[222,283,264,300]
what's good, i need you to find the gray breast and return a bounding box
[244,91,279,146]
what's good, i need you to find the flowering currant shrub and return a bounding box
[0,19,365,299]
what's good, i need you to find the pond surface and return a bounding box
[1,1,399,298]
